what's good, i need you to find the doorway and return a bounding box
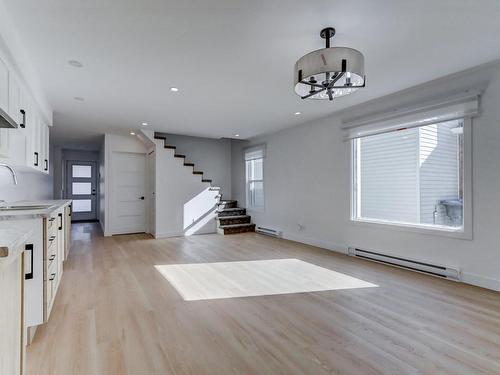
[65,161,98,221]
[109,151,147,234]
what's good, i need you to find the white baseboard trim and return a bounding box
[461,272,500,292]
[283,232,500,292]
[283,233,348,255]
[155,230,217,239]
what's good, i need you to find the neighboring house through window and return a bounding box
[346,91,477,237]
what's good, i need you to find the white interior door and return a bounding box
[66,161,97,221]
[110,151,147,234]
[147,151,156,236]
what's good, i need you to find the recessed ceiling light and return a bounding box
[74,96,85,101]
[130,131,136,135]
[294,112,301,115]
[170,87,179,92]
[234,134,240,137]
[141,122,148,126]
[68,60,83,68]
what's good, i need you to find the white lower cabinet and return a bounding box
[0,204,71,337]
[0,242,26,375]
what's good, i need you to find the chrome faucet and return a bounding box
[0,163,18,185]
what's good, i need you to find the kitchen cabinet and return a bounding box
[0,231,27,375]
[0,56,8,111]
[0,53,52,172]
[0,201,71,343]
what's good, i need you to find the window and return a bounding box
[351,119,467,232]
[245,145,265,209]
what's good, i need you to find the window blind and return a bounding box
[244,144,266,161]
[342,90,480,140]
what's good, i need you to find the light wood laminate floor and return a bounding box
[27,223,500,375]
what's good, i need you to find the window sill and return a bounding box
[350,218,472,240]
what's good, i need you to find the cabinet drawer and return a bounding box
[46,215,57,232]
[44,233,57,260]
[43,253,57,280]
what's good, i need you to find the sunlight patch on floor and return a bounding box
[155,258,378,301]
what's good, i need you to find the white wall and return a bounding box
[0,168,52,202]
[0,146,53,202]
[232,61,500,291]
[141,131,219,238]
[160,134,232,198]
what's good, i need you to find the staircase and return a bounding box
[154,133,214,183]
[153,132,255,235]
[216,200,256,235]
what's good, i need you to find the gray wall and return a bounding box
[231,61,500,291]
[163,134,232,198]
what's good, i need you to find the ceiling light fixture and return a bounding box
[294,27,365,101]
[130,131,136,135]
[294,112,301,115]
[68,60,83,68]
[234,134,240,137]
[74,96,85,101]
[170,87,179,92]
[141,122,148,126]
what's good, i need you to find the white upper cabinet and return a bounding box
[0,54,52,172]
[8,73,21,124]
[0,57,8,111]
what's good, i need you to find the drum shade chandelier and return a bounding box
[294,27,366,100]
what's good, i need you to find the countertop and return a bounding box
[0,228,31,266]
[0,200,72,221]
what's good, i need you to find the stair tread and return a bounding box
[217,215,249,220]
[202,179,212,183]
[217,200,237,204]
[219,223,255,229]
[174,154,185,158]
[218,207,245,212]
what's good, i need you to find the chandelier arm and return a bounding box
[328,82,366,89]
[327,71,345,89]
[300,80,324,89]
[301,87,326,99]
[327,89,333,101]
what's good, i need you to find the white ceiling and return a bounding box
[3,0,500,144]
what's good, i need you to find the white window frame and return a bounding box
[244,145,265,211]
[349,118,472,240]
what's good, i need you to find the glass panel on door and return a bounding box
[66,161,97,221]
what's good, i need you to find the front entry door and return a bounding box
[66,161,98,221]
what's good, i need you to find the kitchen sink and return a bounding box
[0,204,53,211]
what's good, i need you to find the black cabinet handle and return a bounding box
[25,244,34,280]
[139,196,145,200]
[44,159,48,171]
[58,213,63,230]
[49,273,56,281]
[20,109,26,128]
[34,152,39,166]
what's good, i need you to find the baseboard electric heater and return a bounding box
[256,226,282,238]
[347,247,460,280]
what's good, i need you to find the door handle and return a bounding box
[139,196,145,200]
